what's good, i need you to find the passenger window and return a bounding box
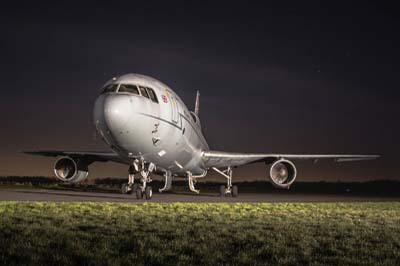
[146,87,159,103]
[101,84,118,94]
[139,86,150,99]
[119,84,139,95]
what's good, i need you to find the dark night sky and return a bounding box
[0,1,399,181]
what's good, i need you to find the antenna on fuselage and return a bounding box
[194,90,200,116]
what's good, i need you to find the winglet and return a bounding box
[194,90,200,116]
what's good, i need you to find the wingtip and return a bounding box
[336,155,380,162]
[19,150,46,155]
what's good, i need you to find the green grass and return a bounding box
[0,202,399,266]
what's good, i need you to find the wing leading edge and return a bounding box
[22,150,127,164]
[202,150,379,169]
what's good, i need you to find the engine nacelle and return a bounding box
[53,157,89,183]
[268,159,297,189]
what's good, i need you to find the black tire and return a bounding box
[219,185,225,197]
[132,183,139,194]
[136,188,143,199]
[232,185,238,197]
[145,186,153,200]
[128,165,135,175]
[121,183,128,194]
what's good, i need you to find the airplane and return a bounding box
[24,74,379,200]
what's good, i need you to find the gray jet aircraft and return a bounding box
[24,74,379,200]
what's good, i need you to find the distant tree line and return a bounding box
[0,176,399,195]
[0,176,59,185]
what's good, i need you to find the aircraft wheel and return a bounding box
[145,186,153,200]
[136,188,143,199]
[132,183,139,193]
[121,183,129,194]
[219,185,225,197]
[144,187,153,200]
[232,185,238,197]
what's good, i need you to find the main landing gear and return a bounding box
[212,167,238,197]
[121,159,155,200]
[159,171,172,193]
[186,171,207,194]
[121,165,137,194]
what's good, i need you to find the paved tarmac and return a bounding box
[0,188,399,203]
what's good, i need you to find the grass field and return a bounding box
[0,202,399,266]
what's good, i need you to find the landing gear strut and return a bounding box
[212,166,238,197]
[186,171,207,194]
[159,171,172,193]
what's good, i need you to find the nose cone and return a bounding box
[94,94,133,135]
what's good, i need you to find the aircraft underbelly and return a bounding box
[123,112,205,174]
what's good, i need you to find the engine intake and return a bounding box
[268,159,297,189]
[54,157,89,183]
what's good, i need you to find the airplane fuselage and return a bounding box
[93,74,208,176]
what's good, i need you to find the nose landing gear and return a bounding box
[137,186,153,200]
[121,159,155,200]
[136,159,155,200]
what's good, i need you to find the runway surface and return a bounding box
[0,188,399,203]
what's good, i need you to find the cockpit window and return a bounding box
[118,84,139,95]
[101,84,119,94]
[146,87,158,103]
[139,86,150,99]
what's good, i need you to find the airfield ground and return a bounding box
[0,178,400,203]
[0,201,399,266]
[1,188,400,202]
[1,182,399,265]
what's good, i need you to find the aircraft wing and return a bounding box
[202,150,379,169]
[22,150,127,164]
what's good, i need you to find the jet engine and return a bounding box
[53,157,89,183]
[268,159,297,189]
